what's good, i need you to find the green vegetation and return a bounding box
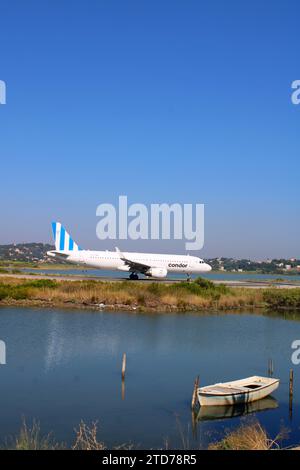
[208,257,300,275]
[0,284,29,300]
[263,289,300,309]
[23,279,58,288]
[0,276,300,312]
[0,279,57,301]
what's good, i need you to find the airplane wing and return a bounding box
[47,250,70,258]
[115,247,151,274]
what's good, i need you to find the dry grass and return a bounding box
[208,420,286,450]
[3,418,292,450]
[72,421,106,450]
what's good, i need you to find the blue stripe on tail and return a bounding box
[59,227,65,251]
[51,222,57,241]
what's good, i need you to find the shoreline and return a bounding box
[0,296,268,313]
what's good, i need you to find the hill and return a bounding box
[0,243,54,262]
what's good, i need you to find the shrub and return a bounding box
[263,289,300,309]
[24,279,58,289]
[0,284,29,300]
[194,277,215,289]
[169,278,230,300]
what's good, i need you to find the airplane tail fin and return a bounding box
[51,222,82,252]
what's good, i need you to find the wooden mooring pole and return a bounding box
[191,376,200,411]
[191,409,197,439]
[121,353,127,401]
[121,379,125,401]
[268,358,274,377]
[122,353,127,381]
[289,369,294,419]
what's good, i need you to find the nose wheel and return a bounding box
[186,273,191,282]
[129,272,139,280]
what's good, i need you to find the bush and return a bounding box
[0,284,29,300]
[24,279,58,289]
[169,278,230,300]
[194,277,215,289]
[263,289,300,309]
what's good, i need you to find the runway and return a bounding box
[0,272,299,289]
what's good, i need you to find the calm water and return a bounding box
[0,307,299,449]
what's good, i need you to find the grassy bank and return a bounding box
[3,419,290,450]
[0,276,300,312]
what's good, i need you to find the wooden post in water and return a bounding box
[121,379,125,401]
[289,369,294,397]
[121,353,127,401]
[191,409,197,439]
[271,359,274,376]
[289,369,294,419]
[268,358,274,377]
[191,376,199,411]
[122,353,126,380]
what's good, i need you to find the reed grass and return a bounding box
[5,419,62,450]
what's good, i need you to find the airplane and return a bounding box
[47,222,212,280]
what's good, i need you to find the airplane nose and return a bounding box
[205,263,212,272]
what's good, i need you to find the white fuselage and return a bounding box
[48,249,212,277]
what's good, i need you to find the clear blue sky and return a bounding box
[0,0,299,259]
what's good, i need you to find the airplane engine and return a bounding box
[146,267,168,278]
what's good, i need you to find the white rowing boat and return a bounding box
[197,376,279,407]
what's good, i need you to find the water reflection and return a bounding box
[196,396,279,422]
[0,306,299,448]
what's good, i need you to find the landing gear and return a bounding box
[129,272,139,280]
[186,273,191,282]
